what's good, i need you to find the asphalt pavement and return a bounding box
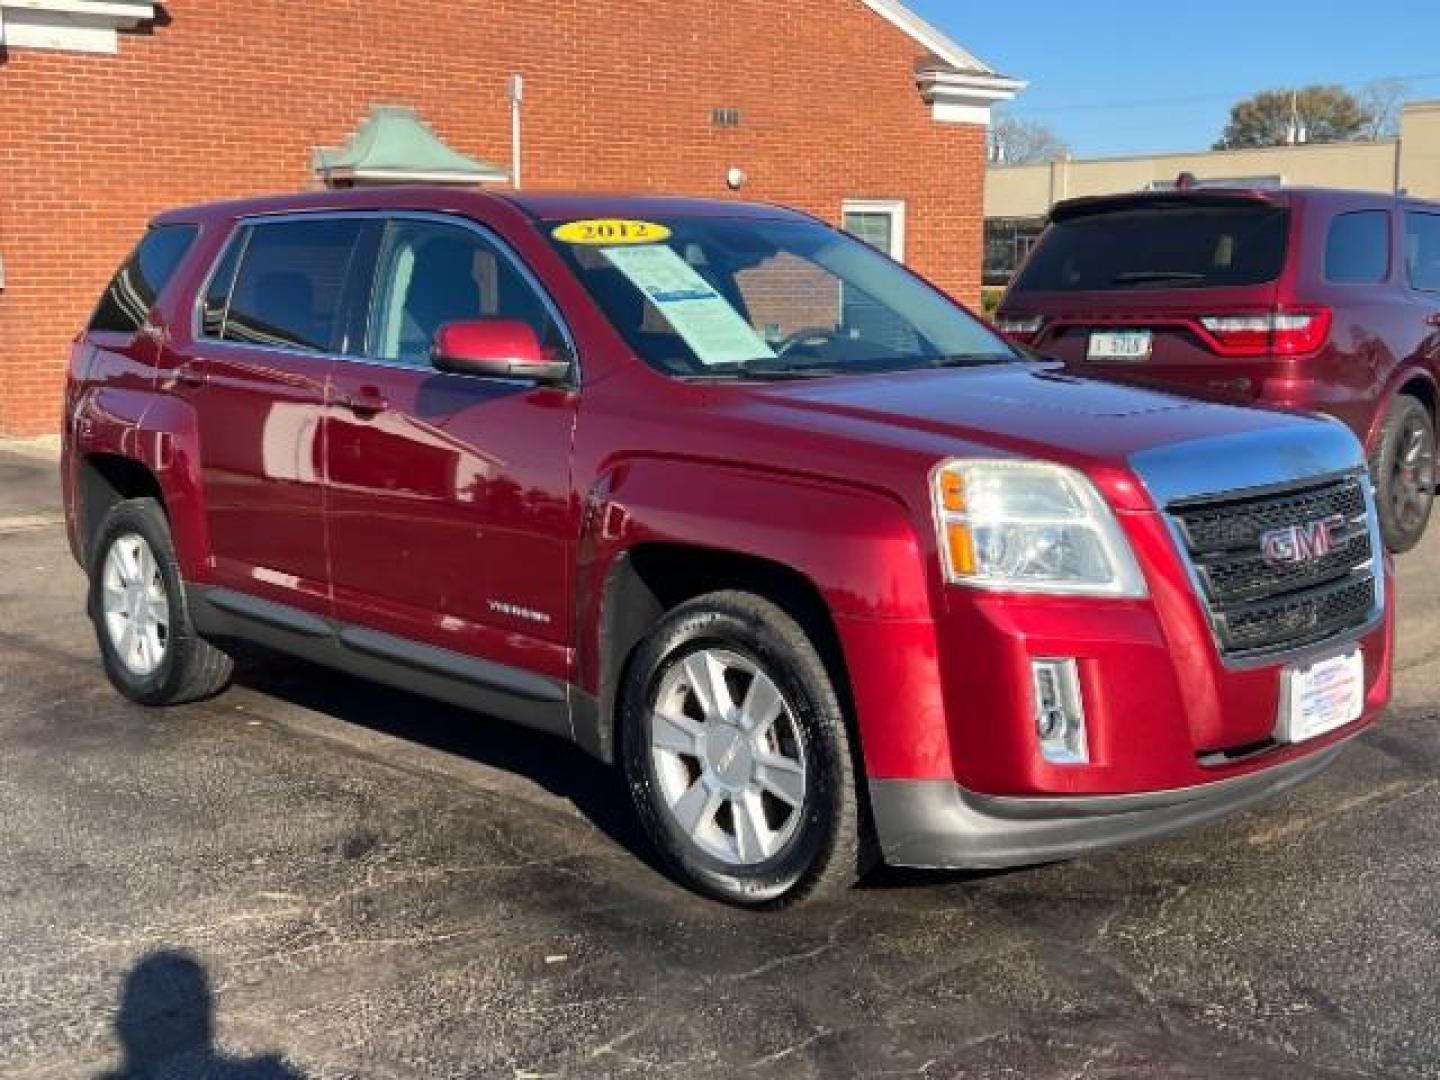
[2,441,1438,1079]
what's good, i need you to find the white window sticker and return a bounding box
[601,245,776,366]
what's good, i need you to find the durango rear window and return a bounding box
[1014,204,1290,292]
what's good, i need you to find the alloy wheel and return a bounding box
[649,648,808,867]
[1391,412,1437,532]
[101,532,170,677]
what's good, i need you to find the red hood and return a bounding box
[737,364,1340,510]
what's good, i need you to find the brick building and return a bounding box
[0,0,1021,436]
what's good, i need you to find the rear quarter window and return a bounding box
[1324,211,1390,284]
[1405,212,1440,292]
[89,225,199,334]
[1013,204,1289,292]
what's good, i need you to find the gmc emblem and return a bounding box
[1260,515,1346,567]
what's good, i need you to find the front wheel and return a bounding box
[621,592,863,908]
[1370,395,1436,553]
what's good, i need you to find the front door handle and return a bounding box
[337,387,389,417]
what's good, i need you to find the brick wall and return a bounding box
[0,0,988,436]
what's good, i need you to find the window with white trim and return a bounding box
[842,200,907,263]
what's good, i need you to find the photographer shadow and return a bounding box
[97,950,304,1080]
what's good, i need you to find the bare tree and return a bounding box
[1356,78,1412,140]
[990,113,1071,165]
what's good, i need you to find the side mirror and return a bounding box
[431,320,571,384]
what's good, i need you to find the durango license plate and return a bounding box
[1087,329,1152,363]
[1277,649,1364,744]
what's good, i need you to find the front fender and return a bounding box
[581,455,933,621]
[575,455,953,778]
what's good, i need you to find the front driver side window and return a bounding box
[368,219,566,366]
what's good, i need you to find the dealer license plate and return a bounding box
[1087,329,1152,363]
[1277,649,1364,744]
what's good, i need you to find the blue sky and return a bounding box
[906,0,1440,158]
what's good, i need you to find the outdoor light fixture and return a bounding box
[726,167,746,191]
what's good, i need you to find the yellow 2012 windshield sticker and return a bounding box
[552,219,672,245]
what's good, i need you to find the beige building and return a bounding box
[984,99,1440,282]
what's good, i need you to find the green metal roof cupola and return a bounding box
[313,105,508,188]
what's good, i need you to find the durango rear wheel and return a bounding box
[1370,395,1436,553]
[89,498,233,705]
[621,591,862,908]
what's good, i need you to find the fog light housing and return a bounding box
[1031,658,1088,764]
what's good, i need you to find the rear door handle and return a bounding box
[337,387,389,417]
[140,320,170,346]
[170,360,205,389]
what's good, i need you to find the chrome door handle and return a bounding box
[337,388,389,417]
[140,320,170,346]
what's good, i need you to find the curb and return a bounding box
[0,435,62,462]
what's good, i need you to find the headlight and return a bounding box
[932,459,1147,597]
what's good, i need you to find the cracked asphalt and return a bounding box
[1,442,1438,1079]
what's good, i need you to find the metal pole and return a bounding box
[509,74,524,190]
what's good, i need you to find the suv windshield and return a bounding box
[1015,202,1290,292]
[546,215,1017,378]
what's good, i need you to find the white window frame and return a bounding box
[842,200,907,264]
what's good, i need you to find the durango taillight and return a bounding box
[996,314,1046,345]
[1197,309,1332,358]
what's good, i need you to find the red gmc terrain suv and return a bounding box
[62,189,1393,907]
[996,187,1440,552]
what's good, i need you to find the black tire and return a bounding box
[1369,394,1436,554]
[620,591,863,908]
[88,497,233,705]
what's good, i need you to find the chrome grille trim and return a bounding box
[1165,471,1384,664]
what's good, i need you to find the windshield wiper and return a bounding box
[930,353,1020,369]
[680,364,837,382]
[1110,270,1206,285]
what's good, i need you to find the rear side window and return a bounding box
[1406,212,1440,292]
[1325,211,1390,284]
[89,225,199,333]
[218,219,365,352]
[1014,203,1289,292]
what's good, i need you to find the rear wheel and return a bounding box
[1370,395,1436,553]
[621,591,862,908]
[90,498,233,705]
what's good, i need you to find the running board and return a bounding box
[188,586,574,741]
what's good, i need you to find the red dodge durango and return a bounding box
[62,189,1393,907]
[996,186,1440,553]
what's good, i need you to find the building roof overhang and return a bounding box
[0,0,156,53]
[858,1,1026,124]
[916,66,1029,126]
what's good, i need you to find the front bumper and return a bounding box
[869,736,1351,869]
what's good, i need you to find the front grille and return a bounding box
[1169,474,1379,660]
